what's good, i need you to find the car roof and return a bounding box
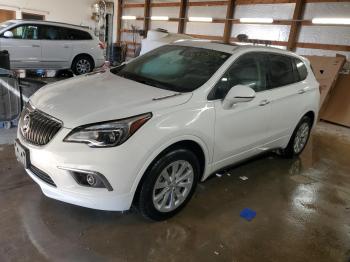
[5,19,91,32]
[172,40,305,60]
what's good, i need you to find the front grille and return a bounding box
[29,165,57,187]
[19,103,62,146]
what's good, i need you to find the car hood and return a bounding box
[30,71,192,128]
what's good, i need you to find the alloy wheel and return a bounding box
[76,59,91,74]
[293,122,310,154]
[152,160,194,212]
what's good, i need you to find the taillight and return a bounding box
[99,42,106,49]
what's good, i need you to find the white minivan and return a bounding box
[0,20,105,75]
[15,41,320,220]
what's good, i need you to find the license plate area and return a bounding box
[14,139,30,169]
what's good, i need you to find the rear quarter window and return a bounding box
[294,58,308,81]
[62,28,92,40]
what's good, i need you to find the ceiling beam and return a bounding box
[223,0,236,43]
[178,0,188,33]
[116,0,123,43]
[287,0,305,51]
[143,0,151,36]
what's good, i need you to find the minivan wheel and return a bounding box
[137,149,200,221]
[71,55,94,75]
[281,115,312,158]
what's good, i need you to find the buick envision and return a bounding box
[0,20,105,75]
[15,41,319,220]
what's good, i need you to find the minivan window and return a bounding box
[41,25,63,40]
[7,24,39,40]
[64,28,92,40]
[294,58,308,81]
[210,53,267,99]
[267,54,299,88]
[111,45,231,93]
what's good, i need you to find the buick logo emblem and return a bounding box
[21,114,31,135]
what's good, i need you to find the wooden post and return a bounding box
[223,0,236,43]
[178,0,188,34]
[116,0,123,43]
[143,0,151,37]
[287,0,305,51]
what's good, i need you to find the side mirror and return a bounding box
[222,84,256,109]
[3,31,13,38]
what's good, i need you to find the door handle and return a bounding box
[32,44,40,48]
[259,99,270,106]
[298,88,307,94]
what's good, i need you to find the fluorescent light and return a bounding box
[312,18,350,25]
[188,17,213,22]
[151,16,169,21]
[122,15,136,20]
[240,18,273,24]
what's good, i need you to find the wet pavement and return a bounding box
[0,123,349,262]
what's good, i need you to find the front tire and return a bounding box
[71,55,94,75]
[137,149,200,221]
[281,115,312,158]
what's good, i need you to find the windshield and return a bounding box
[111,45,231,92]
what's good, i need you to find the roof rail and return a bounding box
[235,34,272,46]
[11,19,89,29]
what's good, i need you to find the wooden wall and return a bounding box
[0,9,15,23]
[117,0,350,59]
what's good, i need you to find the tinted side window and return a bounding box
[211,53,266,99]
[294,58,308,81]
[40,26,64,40]
[63,28,92,40]
[267,54,299,88]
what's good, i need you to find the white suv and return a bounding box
[15,41,319,220]
[0,20,105,75]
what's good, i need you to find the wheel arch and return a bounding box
[71,53,95,68]
[131,137,209,206]
[304,110,316,127]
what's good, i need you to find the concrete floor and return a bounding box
[0,123,349,262]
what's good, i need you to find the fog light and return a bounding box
[86,174,96,186]
[57,166,113,191]
[73,172,105,189]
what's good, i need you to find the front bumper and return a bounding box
[26,167,133,211]
[17,127,146,211]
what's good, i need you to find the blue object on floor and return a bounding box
[240,208,256,221]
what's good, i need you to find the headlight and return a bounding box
[63,113,152,148]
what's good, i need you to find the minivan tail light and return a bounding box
[99,42,106,49]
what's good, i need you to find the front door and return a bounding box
[211,52,272,170]
[0,24,42,69]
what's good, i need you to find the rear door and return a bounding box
[263,53,310,144]
[0,24,41,69]
[39,25,72,69]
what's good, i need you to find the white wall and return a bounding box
[0,0,97,28]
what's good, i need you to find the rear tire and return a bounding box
[281,115,312,158]
[71,55,94,75]
[137,148,200,221]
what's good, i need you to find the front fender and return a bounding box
[129,103,216,195]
